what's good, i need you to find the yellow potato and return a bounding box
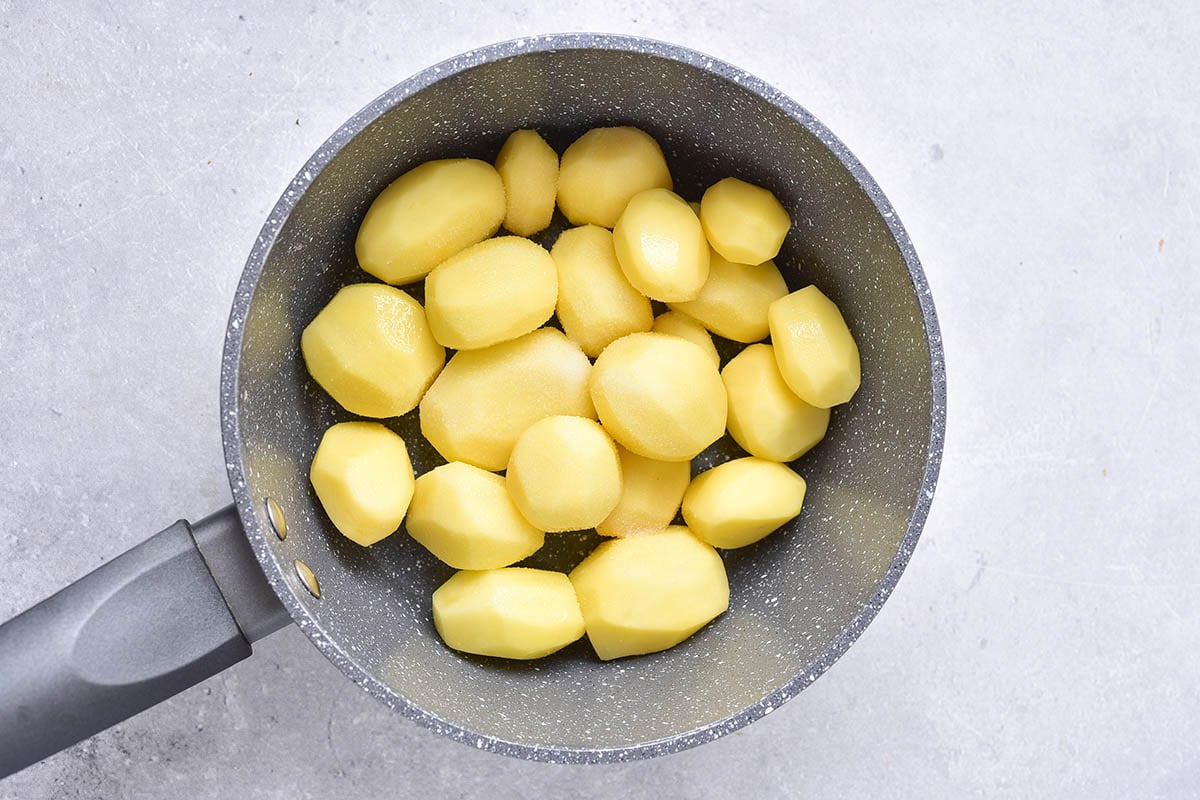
[650,311,720,367]
[557,127,672,228]
[432,568,585,660]
[424,236,558,350]
[596,445,691,538]
[681,457,807,549]
[405,462,544,569]
[722,344,830,462]
[495,129,558,236]
[589,332,727,462]
[419,328,595,471]
[356,158,505,285]
[669,250,788,343]
[309,421,414,546]
[506,416,622,532]
[767,286,861,408]
[300,283,444,418]
[569,526,729,660]
[551,225,654,358]
[699,177,791,265]
[613,188,710,302]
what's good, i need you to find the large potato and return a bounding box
[669,250,788,343]
[419,328,596,471]
[613,188,709,302]
[596,445,691,538]
[309,422,414,546]
[300,283,444,418]
[699,177,791,265]
[650,311,720,367]
[432,568,585,660]
[722,344,830,462]
[569,527,729,660]
[355,158,505,285]
[495,129,558,236]
[768,286,862,408]
[557,127,672,228]
[424,236,558,350]
[681,458,807,549]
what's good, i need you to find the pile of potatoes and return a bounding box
[301,126,861,661]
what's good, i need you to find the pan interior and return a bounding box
[233,43,935,752]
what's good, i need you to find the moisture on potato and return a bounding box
[650,311,720,367]
[424,236,558,350]
[309,421,414,546]
[681,457,807,549]
[569,527,729,660]
[300,283,445,418]
[768,286,862,408]
[356,158,505,285]
[669,250,788,343]
[613,188,710,302]
[556,127,672,228]
[596,445,691,538]
[419,328,596,471]
[432,568,585,660]
[506,416,622,532]
[699,177,791,266]
[405,462,544,569]
[495,129,558,236]
[723,344,830,462]
[590,332,727,462]
[551,225,654,358]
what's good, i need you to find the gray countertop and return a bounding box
[2,3,1196,797]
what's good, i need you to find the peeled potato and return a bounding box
[669,250,788,343]
[613,188,710,302]
[356,158,505,285]
[495,129,558,236]
[590,332,727,462]
[596,445,691,538]
[424,236,558,350]
[506,416,622,532]
[681,458,807,549]
[699,177,791,265]
[552,225,654,357]
[406,462,544,569]
[723,344,831,462]
[309,422,414,546]
[569,527,729,660]
[768,286,862,408]
[301,283,444,418]
[557,127,672,228]
[419,328,595,471]
[432,568,585,660]
[650,311,720,367]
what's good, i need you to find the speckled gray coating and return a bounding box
[219,33,945,763]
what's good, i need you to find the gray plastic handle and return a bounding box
[0,506,290,778]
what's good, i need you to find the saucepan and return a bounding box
[0,33,945,776]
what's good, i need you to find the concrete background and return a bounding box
[1,1,1196,797]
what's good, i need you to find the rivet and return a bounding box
[265,497,288,540]
[294,559,320,598]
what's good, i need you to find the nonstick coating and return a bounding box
[220,34,945,762]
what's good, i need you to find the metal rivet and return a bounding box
[265,496,287,540]
[294,559,320,598]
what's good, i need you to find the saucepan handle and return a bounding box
[0,505,290,777]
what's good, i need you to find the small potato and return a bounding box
[650,311,720,367]
[681,457,807,549]
[596,446,691,538]
[301,283,444,418]
[506,416,622,532]
[557,127,672,228]
[590,332,727,462]
[722,344,830,462]
[699,177,791,265]
[419,328,596,471]
[669,250,788,343]
[356,158,505,285]
[613,188,710,302]
[406,462,544,569]
[309,421,414,546]
[433,568,585,660]
[552,225,654,357]
[569,527,729,660]
[768,286,861,408]
[424,236,558,350]
[495,129,559,236]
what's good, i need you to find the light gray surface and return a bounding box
[0,1,1195,797]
